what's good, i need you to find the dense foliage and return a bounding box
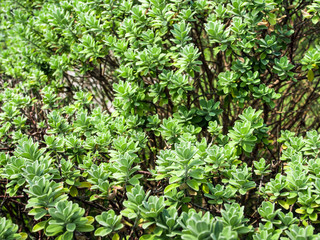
[1,0,320,239]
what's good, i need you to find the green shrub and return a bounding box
[1,0,320,239]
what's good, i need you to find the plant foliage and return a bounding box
[0,0,320,239]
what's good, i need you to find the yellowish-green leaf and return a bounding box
[164,183,180,194]
[70,186,78,197]
[78,182,92,188]
[19,233,28,240]
[86,216,95,225]
[295,208,305,214]
[202,184,209,194]
[302,220,308,227]
[112,233,120,240]
[126,185,134,193]
[308,69,314,81]
[268,13,277,25]
[123,219,133,227]
[278,200,290,210]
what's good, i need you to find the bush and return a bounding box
[1,0,320,239]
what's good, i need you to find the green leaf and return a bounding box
[140,235,155,240]
[66,179,75,185]
[61,232,74,240]
[164,183,180,194]
[189,169,203,179]
[309,212,318,221]
[32,220,48,232]
[34,208,48,220]
[17,179,26,186]
[76,224,94,232]
[307,207,314,215]
[169,176,182,184]
[46,224,64,236]
[95,227,112,237]
[239,189,247,195]
[182,197,191,203]
[187,179,199,191]
[268,13,277,25]
[242,143,254,153]
[128,176,140,185]
[66,223,76,232]
[142,222,154,229]
[89,195,99,201]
